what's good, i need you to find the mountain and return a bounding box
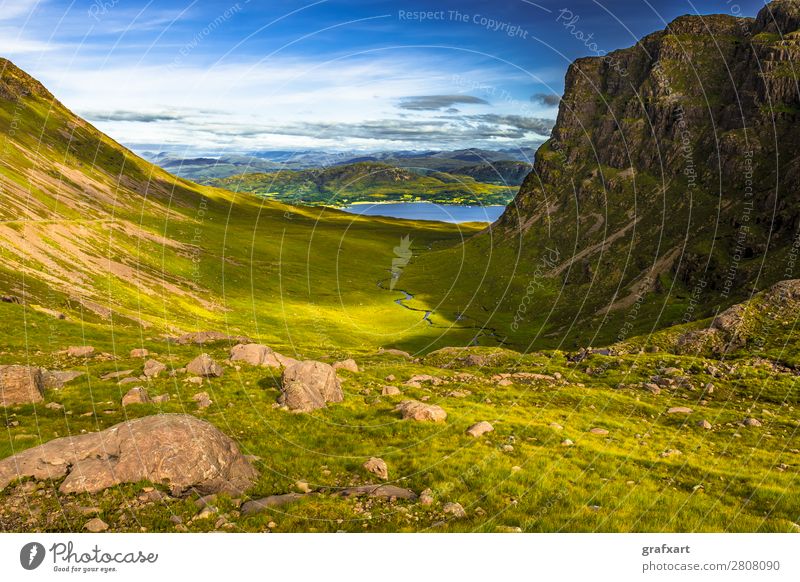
[209,161,518,206]
[401,0,800,348]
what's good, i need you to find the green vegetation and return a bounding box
[210,162,518,207]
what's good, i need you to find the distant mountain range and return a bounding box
[142,147,536,184]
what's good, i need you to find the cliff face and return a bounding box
[500,0,800,318]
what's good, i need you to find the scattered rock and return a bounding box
[561,439,574,447]
[442,502,466,518]
[130,349,149,358]
[193,392,212,409]
[589,428,609,435]
[381,385,401,396]
[743,417,762,427]
[0,365,44,406]
[643,382,661,395]
[67,346,95,358]
[143,359,167,378]
[332,359,359,373]
[152,394,170,404]
[278,361,342,412]
[84,518,108,533]
[385,374,396,382]
[363,457,389,480]
[101,370,134,381]
[495,525,523,533]
[419,488,434,505]
[274,353,300,368]
[466,421,494,437]
[186,354,223,377]
[395,400,447,422]
[0,414,257,495]
[41,370,84,390]
[229,344,281,368]
[549,422,563,430]
[377,348,412,359]
[121,386,151,407]
[667,406,693,415]
[336,484,417,500]
[241,493,304,515]
[169,331,250,345]
[660,449,682,458]
[698,419,712,430]
[295,480,312,493]
[45,402,64,410]
[118,377,140,385]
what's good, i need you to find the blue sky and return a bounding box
[2,0,768,154]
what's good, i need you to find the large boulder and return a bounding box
[333,359,359,373]
[395,400,447,422]
[230,344,281,368]
[0,414,257,495]
[143,359,167,378]
[186,354,223,377]
[0,365,44,406]
[121,386,151,406]
[279,361,343,412]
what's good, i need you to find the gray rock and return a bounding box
[241,493,304,515]
[332,359,359,373]
[443,502,466,518]
[363,457,389,480]
[395,400,447,422]
[121,386,151,406]
[0,365,44,406]
[278,361,342,412]
[84,518,108,532]
[230,344,282,368]
[143,359,167,378]
[336,484,417,500]
[466,421,494,437]
[186,354,222,377]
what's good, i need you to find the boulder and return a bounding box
[241,493,303,515]
[229,344,281,368]
[395,400,447,422]
[143,359,167,378]
[443,502,466,518]
[381,385,401,396]
[186,354,222,377]
[101,370,134,381]
[377,348,412,359]
[84,518,109,532]
[0,414,257,495]
[363,457,389,480]
[698,419,712,430]
[274,352,300,368]
[743,417,762,427]
[667,406,693,415]
[466,421,494,438]
[130,349,149,358]
[67,346,95,358]
[332,359,359,373]
[193,392,212,409]
[336,484,417,500]
[589,427,609,435]
[278,361,342,412]
[121,386,151,407]
[0,365,44,406]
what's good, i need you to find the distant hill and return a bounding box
[210,161,519,206]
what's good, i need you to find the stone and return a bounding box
[644,383,661,395]
[118,377,140,385]
[561,439,574,446]
[295,480,312,493]
[660,449,682,458]
[278,361,342,412]
[667,407,693,415]
[274,352,300,368]
[336,484,417,500]
[41,370,84,390]
[466,421,494,437]
[549,422,564,430]
[0,414,257,495]
[45,402,64,410]
[101,370,134,381]
[395,400,447,422]
[698,419,712,430]
[241,493,303,515]
[381,385,401,396]
[67,346,95,358]
[143,359,167,378]
[332,359,359,373]
[495,525,523,533]
[121,386,151,407]
[0,365,44,406]
[193,392,212,409]
[186,354,223,377]
[169,331,250,346]
[84,518,108,532]
[442,502,466,518]
[385,374,396,382]
[229,344,281,368]
[152,394,170,404]
[377,348,412,359]
[363,457,389,480]
[743,417,762,427]
[589,428,609,435]
[419,488,434,505]
[130,349,149,358]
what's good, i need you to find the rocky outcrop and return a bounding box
[0,365,44,406]
[0,414,257,495]
[278,361,343,412]
[499,0,800,322]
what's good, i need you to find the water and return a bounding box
[340,201,505,223]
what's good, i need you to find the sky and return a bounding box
[1,0,769,155]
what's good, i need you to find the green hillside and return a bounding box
[210,162,517,207]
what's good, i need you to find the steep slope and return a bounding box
[0,59,477,351]
[403,0,800,349]
[210,161,517,206]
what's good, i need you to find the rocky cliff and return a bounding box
[499,0,800,321]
